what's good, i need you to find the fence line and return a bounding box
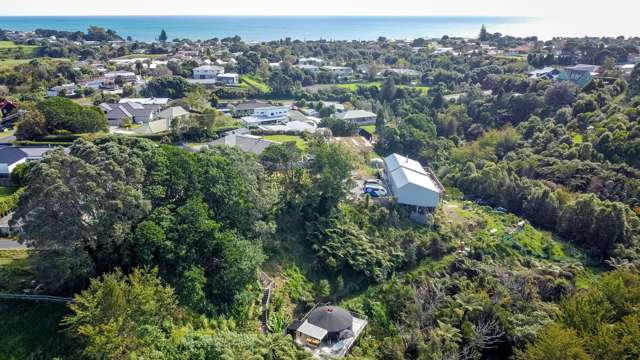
[0,293,75,304]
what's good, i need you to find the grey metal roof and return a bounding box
[232,101,271,111]
[211,134,276,155]
[336,110,376,121]
[384,153,441,193]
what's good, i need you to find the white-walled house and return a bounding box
[217,73,240,85]
[298,57,325,66]
[192,65,224,79]
[47,83,78,97]
[335,110,377,125]
[0,147,63,179]
[322,66,354,77]
[383,153,443,222]
[241,105,289,126]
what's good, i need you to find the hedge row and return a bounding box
[0,187,25,218]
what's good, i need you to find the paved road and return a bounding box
[0,239,26,250]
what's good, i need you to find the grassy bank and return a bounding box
[263,134,306,150]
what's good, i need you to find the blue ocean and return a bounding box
[0,16,531,42]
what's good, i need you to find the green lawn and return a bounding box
[334,82,382,91]
[263,135,306,150]
[240,75,272,93]
[359,125,377,134]
[0,41,38,50]
[409,85,431,95]
[0,57,70,71]
[0,41,40,59]
[333,82,429,95]
[0,59,31,70]
[0,187,17,200]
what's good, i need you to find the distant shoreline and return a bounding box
[0,16,636,42]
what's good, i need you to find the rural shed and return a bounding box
[383,153,443,209]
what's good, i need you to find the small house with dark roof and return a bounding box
[99,101,163,126]
[0,146,67,181]
[287,305,367,358]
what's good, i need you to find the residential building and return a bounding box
[335,110,377,125]
[258,120,319,133]
[119,97,171,106]
[241,105,289,126]
[100,102,162,126]
[320,101,346,113]
[528,67,560,79]
[618,63,637,76]
[210,134,276,155]
[433,47,455,55]
[287,306,367,358]
[217,73,240,85]
[565,64,601,76]
[104,71,138,82]
[385,68,422,78]
[47,83,78,97]
[193,65,224,79]
[0,146,64,179]
[556,65,599,90]
[298,57,325,66]
[157,106,189,122]
[0,100,19,118]
[230,101,274,117]
[322,66,354,77]
[383,153,444,222]
[132,118,171,135]
[296,64,320,73]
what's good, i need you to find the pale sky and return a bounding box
[1,0,637,18]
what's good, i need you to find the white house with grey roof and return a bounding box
[335,110,377,125]
[193,65,224,79]
[298,57,325,66]
[321,66,354,77]
[383,153,444,221]
[210,134,276,155]
[0,146,67,179]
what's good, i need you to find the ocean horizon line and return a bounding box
[0,15,530,19]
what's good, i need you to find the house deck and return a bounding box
[297,317,367,358]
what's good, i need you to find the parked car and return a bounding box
[365,187,387,197]
[364,184,388,197]
[363,183,385,191]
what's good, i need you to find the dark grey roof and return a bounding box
[103,102,157,122]
[307,306,353,333]
[0,147,28,165]
[0,147,62,166]
[232,101,270,111]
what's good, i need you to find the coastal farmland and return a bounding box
[0,41,41,59]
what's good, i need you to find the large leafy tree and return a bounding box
[516,323,591,360]
[13,137,163,291]
[14,136,273,309]
[144,75,193,98]
[36,97,107,134]
[63,268,178,359]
